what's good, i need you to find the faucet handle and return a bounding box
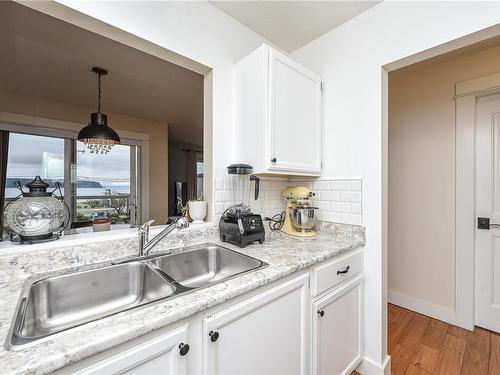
[138,220,155,237]
[175,217,189,230]
[137,220,155,257]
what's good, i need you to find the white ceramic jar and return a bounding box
[188,201,207,224]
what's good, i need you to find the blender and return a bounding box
[219,164,265,247]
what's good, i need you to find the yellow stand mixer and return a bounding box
[281,186,319,237]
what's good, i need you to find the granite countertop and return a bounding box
[0,223,364,375]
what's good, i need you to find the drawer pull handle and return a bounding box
[337,265,350,275]
[179,343,190,356]
[209,330,219,342]
[317,310,325,317]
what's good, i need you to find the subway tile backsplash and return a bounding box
[290,178,363,225]
[214,177,363,226]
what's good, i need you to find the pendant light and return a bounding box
[78,67,121,154]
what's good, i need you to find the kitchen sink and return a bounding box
[9,261,175,348]
[148,244,266,289]
[7,244,267,349]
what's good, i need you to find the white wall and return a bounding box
[292,1,500,369]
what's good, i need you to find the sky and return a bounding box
[6,133,130,183]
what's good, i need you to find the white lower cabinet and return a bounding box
[73,326,189,375]
[311,275,364,375]
[202,274,309,375]
[70,256,364,375]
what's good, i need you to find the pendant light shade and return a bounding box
[78,67,120,154]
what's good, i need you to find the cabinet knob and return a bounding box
[178,343,190,356]
[337,265,350,275]
[209,330,220,342]
[317,310,325,317]
[271,157,277,163]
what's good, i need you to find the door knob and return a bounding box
[478,217,500,229]
[209,330,219,342]
[317,310,325,317]
[271,157,277,163]
[179,343,190,356]
[478,217,490,229]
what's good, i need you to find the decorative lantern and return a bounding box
[3,176,70,244]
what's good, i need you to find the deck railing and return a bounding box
[5,194,132,223]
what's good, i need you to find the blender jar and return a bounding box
[226,164,260,215]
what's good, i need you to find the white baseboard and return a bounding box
[388,290,458,325]
[356,355,391,375]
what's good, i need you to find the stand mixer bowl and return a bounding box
[288,207,319,231]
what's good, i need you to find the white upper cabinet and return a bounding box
[234,44,322,176]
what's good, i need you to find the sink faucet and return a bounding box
[138,217,189,257]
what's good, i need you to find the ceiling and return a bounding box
[0,2,204,146]
[210,1,380,53]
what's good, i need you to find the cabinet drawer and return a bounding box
[312,250,363,297]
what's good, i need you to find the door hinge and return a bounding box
[320,82,323,91]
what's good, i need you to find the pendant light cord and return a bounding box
[97,72,102,113]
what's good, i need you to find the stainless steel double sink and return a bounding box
[7,244,267,349]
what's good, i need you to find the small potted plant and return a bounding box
[187,193,206,224]
[92,212,111,232]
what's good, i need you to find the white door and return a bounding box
[311,275,363,375]
[74,326,189,375]
[267,49,321,175]
[475,92,500,333]
[202,274,309,375]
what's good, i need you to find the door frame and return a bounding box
[455,71,500,330]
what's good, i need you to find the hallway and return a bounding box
[388,304,500,374]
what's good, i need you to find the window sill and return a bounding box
[0,221,214,255]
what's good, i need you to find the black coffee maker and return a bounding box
[219,164,265,247]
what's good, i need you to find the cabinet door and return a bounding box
[202,274,309,375]
[267,48,321,175]
[74,326,189,375]
[312,275,363,375]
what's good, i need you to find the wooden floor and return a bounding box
[385,303,500,375]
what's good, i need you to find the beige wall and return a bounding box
[389,44,500,310]
[0,90,169,223]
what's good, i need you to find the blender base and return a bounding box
[219,213,265,248]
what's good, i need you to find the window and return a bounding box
[4,129,141,230]
[6,133,65,199]
[75,141,132,225]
